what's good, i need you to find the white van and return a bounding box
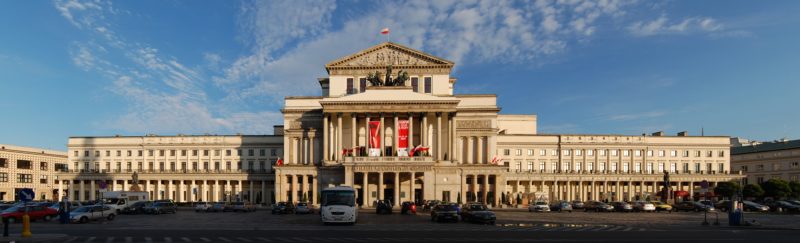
[320,186,357,225]
[100,191,150,214]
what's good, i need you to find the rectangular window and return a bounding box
[635,150,641,157]
[128,150,132,156]
[84,151,89,157]
[39,162,48,171]
[181,150,187,156]
[599,162,606,172]
[17,174,32,183]
[39,175,47,184]
[359,78,367,92]
[193,150,198,156]
[575,162,582,172]
[658,150,665,157]
[562,162,570,171]
[647,163,653,173]
[718,163,725,172]
[74,151,78,157]
[695,163,701,172]
[600,150,606,156]
[95,151,100,157]
[563,150,570,156]
[170,150,175,156]
[658,163,665,172]
[551,162,557,172]
[204,150,209,156]
[504,149,510,156]
[683,150,689,157]
[117,150,122,156]
[170,162,175,171]
[576,150,583,156]
[271,149,277,156]
[346,78,354,94]
[516,162,522,172]
[587,150,594,156]
[635,163,641,173]
[16,160,32,169]
[515,149,522,156]
[249,149,255,156]
[527,149,533,156]
[159,150,164,156]
[623,163,629,172]
[718,151,725,157]
[670,163,676,173]
[106,151,111,157]
[611,150,618,156]
[706,163,713,172]
[539,162,545,171]
[411,77,419,92]
[215,150,220,156]
[670,150,677,157]
[706,151,713,157]
[260,149,266,156]
[587,162,593,172]
[695,151,701,157]
[540,149,546,156]
[149,150,154,156]
[611,163,617,172]
[226,150,232,156]
[527,162,533,171]
[683,163,689,173]
[248,161,254,170]
[0,158,6,168]
[551,150,558,156]
[138,150,143,156]
[215,162,220,170]
[159,162,165,171]
[424,77,432,93]
[0,172,7,182]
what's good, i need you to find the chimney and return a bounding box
[677,131,688,136]
[274,125,285,136]
[651,131,664,136]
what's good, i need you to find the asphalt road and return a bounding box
[3,208,799,243]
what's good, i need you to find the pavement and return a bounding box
[1,207,799,242]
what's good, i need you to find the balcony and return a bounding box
[342,156,434,164]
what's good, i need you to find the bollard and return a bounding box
[702,209,709,226]
[3,217,8,237]
[21,214,31,237]
[713,212,720,226]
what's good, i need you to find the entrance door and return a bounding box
[414,189,422,204]
[384,188,395,205]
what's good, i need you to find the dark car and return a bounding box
[401,202,417,215]
[271,202,295,214]
[570,200,585,210]
[376,200,393,214]
[460,203,496,225]
[765,200,800,212]
[210,202,231,212]
[714,200,731,212]
[430,204,460,222]
[551,201,573,212]
[154,199,178,212]
[145,202,177,214]
[122,201,152,214]
[673,201,714,212]
[742,201,769,212]
[584,201,615,212]
[611,201,633,212]
[423,200,441,211]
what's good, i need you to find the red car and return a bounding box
[1,205,58,223]
[401,201,417,214]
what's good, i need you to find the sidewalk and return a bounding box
[1,233,68,243]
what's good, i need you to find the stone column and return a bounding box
[351,113,357,151]
[323,113,329,162]
[394,172,400,207]
[309,135,316,165]
[408,113,414,148]
[90,180,96,200]
[409,172,415,202]
[482,175,488,205]
[300,175,307,202]
[394,114,399,157]
[312,175,318,205]
[421,113,428,147]
[461,173,467,203]
[123,179,128,193]
[378,172,384,200]
[379,113,385,156]
[477,137,484,164]
[615,181,621,201]
[470,175,477,201]
[362,172,369,206]
[291,174,298,203]
[274,174,282,202]
[467,137,474,164]
[436,112,442,160]
[175,181,181,202]
[261,180,267,204]
[365,114,371,152]
[449,113,455,161]
[335,113,342,161]
[249,180,254,203]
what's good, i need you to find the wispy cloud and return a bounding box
[627,15,734,37]
[606,111,666,121]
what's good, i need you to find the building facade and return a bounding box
[0,144,67,201]
[57,42,743,206]
[732,139,800,185]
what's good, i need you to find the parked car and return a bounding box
[529,201,550,212]
[210,202,231,212]
[294,202,312,214]
[48,201,84,212]
[448,203,462,215]
[194,202,212,212]
[633,201,656,212]
[570,200,585,210]
[401,202,417,214]
[232,202,256,212]
[765,200,800,212]
[423,200,441,211]
[550,201,573,213]
[145,202,177,214]
[430,204,460,222]
[673,201,715,212]
[650,201,673,212]
[1,205,58,223]
[154,199,177,212]
[611,202,633,212]
[271,202,294,214]
[742,201,769,212]
[69,205,116,223]
[376,200,393,214]
[122,201,152,214]
[584,201,615,212]
[460,203,496,225]
[714,200,731,212]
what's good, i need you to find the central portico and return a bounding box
[277,42,504,207]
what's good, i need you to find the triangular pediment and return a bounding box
[325,42,454,72]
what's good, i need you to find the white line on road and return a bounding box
[164,237,173,243]
[105,237,115,243]
[624,227,633,231]
[198,237,211,242]
[256,237,272,242]
[236,237,254,242]
[290,237,310,242]
[217,237,233,242]
[86,236,97,243]
[64,237,79,243]
[181,237,191,242]
[144,237,152,243]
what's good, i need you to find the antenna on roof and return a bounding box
[701,126,704,136]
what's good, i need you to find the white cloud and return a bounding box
[607,111,666,121]
[628,15,725,37]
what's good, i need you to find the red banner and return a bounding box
[369,121,381,149]
[398,120,409,149]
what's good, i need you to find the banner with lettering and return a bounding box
[369,121,381,156]
[397,120,409,156]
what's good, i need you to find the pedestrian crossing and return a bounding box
[51,225,645,243]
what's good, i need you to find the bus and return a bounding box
[320,186,357,225]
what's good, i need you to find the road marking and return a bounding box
[125,237,133,243]
[164,237,173,243]
[576,227,592,231]
[624,227,633,231]
[198,237,211,242]
[145,237,153,243]
[217,237,233,242]
[591,227,605,231]
[290,237,310,242]
[236,237,253,242]
[106,237,115,243]
[256,237,272,242]
[181,237,192,242]
[86,236,97,243]
[274,237,294,242]
[64,237,79,243]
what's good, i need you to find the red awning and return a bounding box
[674,191,689,197]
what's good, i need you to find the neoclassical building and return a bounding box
[58,42,744,206]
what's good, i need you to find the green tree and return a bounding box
[714,181,742,198]
[761,179,791,199]
[789,181,800,199]
[743,184,764,199]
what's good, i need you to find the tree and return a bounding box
[743,184,764,199]
[789,181,800,199]
[714,181,742,199]
[761,179,792,199]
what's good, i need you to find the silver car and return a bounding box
[194,202,212,212]
[528,201,550,212]
[70,205,116,223]
[295,202,312,214]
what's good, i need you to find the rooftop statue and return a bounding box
[367,65,409,87]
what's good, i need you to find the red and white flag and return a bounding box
[276,157,283,166]
[490,155,503,165]
[380,28,390,35]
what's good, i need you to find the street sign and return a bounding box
[700,180,709,189]
[99,181,108,190]
[18,188,35,202]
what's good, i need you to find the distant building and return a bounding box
[0,144,68,201]
[732,138,800,185]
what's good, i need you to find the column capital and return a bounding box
[435,112,442,117]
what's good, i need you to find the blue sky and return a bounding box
[1,0,799,151]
